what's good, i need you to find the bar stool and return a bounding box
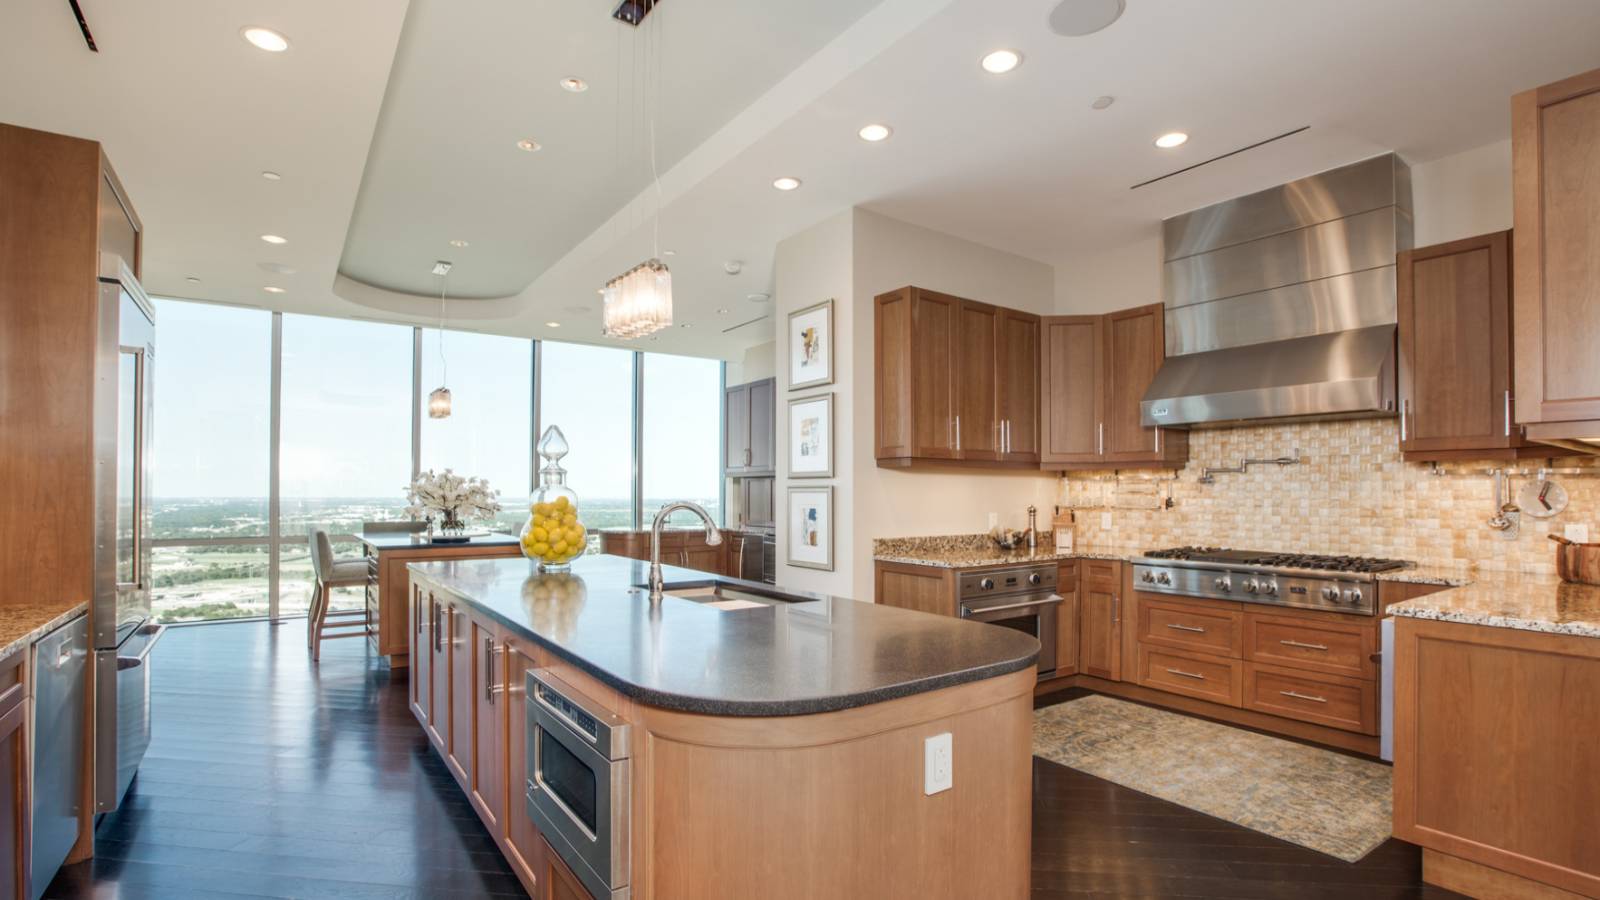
[306,526,370,660]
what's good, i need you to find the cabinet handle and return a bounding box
[1400,399,1408,442]
[1504,389,1512,437]
[1112,595,1120,624]
[484,636,497,703]
[955,415,961,451]
[1165,667,1205,680]
[1166,623,1206,633]
[1097,422,1104,456]
[432,599,442,653]
[1155,426,1162,455]
[1279,639,1329,651]
[1279,689,1327,704]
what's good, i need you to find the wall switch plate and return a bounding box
[924,732,952,795]
[1566,523,1590,544]
[987,512,998,530]
[1100,511,1112,530]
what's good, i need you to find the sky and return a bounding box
[151,298,723,504]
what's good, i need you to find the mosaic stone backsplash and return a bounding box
[1058,419,1600,577]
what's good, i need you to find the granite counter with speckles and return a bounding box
[0,601,88,661]
[1387,572,1600,639]
[408,553,1038,716]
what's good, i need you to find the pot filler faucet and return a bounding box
[648,501,723,603]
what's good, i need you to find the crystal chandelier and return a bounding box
[601,258,672,339]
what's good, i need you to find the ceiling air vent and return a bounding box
[1130,126,1310,190]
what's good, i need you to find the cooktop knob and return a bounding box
[1156,571,1173,585]
[1141,570,1156,584]
[1242,578,1260,593]
[1028,572,1042,586]
[1261,580,1278,595]
[1213,576,1232,592]
[979,577,995,590]
[1343,588,1363,605]
[1321,586,1340,601]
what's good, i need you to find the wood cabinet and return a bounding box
[1040,304,1187,470]
[427,593,450,751]
[600,529,729,576]
[1053,561,1079,676]
[0,652,26,900]
[724,378,775,475]
[1393,617,1600,898]
[1512,66,1600,438]
[447,606,475,786]
[469,613,505,834]
[362,537,523,668]
[501,632,543,895]
[1397,231,1540,459]
[738,477,774,529]
[409,584,433,735]
[538,835,593,900]
[874,286,1043,468]
[1078,560,1123,681]
[873,561,958,615]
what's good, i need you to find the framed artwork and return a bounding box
[787,299,833,390]
[786,485,833,571]
[788,393,833,478]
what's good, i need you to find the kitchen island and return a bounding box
[356,530,522,667]
[406,553,1038,900]
[1389,575,1600,899]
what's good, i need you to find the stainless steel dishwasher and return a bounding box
[32,614,88,900]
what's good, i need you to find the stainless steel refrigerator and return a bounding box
[92,255,165,813]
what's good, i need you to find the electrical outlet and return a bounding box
[924,732,952,795]
[1100,511,1112,530]
[1566,523,1591,544]
[987,512,998,531]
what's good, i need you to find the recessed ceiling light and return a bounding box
[517,138,542,152]
[260,234,287,244]
[185,276,201,283]
[260,170,282,181]
[1155,131,1189,149]
[858,123,892,142]
[545,321,561,328]
[1090,96,1115,110]
[716,308,730,314]
[263,286,286,294]
[772,176,801,191]
[241,27,289,53]
[661,249,676,257]
[980,49,1022,75]
[1048,0,1126,37]
[449,239,469,248]
[559,77,588,93]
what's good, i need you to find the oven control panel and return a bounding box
[958,565,1056,599]
[1132,563,1375,616]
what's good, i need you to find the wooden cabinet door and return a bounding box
[680,541,723,574]
[1078,562,1122,681]
[748,378,775,473]
[1398,232,1517,454]
[1101,303,1167,461]
[1040,316,1104,465]
[539,835,593,900]
[998,308,1040,462]
[427,593,449,750]
[410,584,431,730]
[502,633,543,896]
[955,300,1000,460]
[741,477,774,528]
[1054,561,1080,676]
[723,383,751,472]
[0,658,26,900]
[910,289,959,459]
[1513,66,1600,426]
[470,612,504,833]
[447,606,474,786]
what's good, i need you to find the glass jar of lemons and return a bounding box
[520,425,587,571]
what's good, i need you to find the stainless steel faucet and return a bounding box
[648,501,723,603]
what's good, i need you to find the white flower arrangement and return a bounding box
[405,469,502,531]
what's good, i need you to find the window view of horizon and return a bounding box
[149,297,724,625]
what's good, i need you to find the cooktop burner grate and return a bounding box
[1142,546,1409,574]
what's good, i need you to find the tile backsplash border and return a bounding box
[1057,419,1600,577]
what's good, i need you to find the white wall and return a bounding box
[1410,139,1512,246]
[1053,229,1163,314]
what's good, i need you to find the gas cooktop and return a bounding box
[1132,547,1414,615]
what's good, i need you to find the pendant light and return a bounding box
[429,261,453,419]
[601,2,671,340]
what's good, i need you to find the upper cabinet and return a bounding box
[874,286,1041,467]
[1041,303,1188,470]
[1397,231,1537,459]
[1512,66,1600,443]
[724,377,775,476]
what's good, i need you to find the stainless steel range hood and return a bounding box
[1142,154,1412,427]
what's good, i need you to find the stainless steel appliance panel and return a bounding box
[96,623,164,812]
[525,669,631,900]
[1131,563,1376,615]
[958,564,1060,674]
[1163,267,1397,357]
[1163,154,1410,261]
[760,534,776,584]
[31,615,88,900]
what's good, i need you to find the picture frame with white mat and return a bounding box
[787,393,833,479]
[786,485,833,571]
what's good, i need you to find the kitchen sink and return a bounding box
[648,580,817,611]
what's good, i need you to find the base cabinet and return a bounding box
[538,836,590,900]
[0,653,25,900]
[1078,561,1123,681]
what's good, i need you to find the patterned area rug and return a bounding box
[1033,695,1392,862]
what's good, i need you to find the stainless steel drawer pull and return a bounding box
[1279,689,1327,704]
[1165,667,1206,680]
[1166,623,1207,634]
[1279,639,1329,651]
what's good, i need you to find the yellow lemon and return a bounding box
[551,539,569,556]
[531,542,550,556]
[534,502,552,517]
[554,495,570,510]
[531,526,548,542]
[561,513,578,527]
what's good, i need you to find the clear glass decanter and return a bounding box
[520,425,586,571]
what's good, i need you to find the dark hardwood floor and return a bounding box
[48,622,1460,899]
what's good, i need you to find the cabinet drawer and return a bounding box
[1244,662,1375,734]
[1139,598,1243,658]
[1244,613,1374,679]
[1137,647,1241,706]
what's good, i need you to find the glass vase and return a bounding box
[520,425,586,571]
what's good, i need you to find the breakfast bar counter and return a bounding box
[355,530,522,667]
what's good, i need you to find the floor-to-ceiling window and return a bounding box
[420,328,533,533]
[642,352,724,526]
[537,342,637,549]
[279,315,414,616]
[149,300,273,623]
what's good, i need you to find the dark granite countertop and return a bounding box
[407,554,1038,717]
[358,531,521,551]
